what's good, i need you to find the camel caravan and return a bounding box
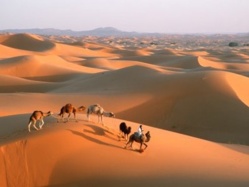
[27,103,114,131]
[27,103,151,152]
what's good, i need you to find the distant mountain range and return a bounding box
[0,27,163,37]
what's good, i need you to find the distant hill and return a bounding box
[0,27,162,37]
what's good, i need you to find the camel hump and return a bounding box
[33,110,43,115]
[65,103,73,107]
[30,111,43,120]
[120,122,127,130]
[134,132,140,139]
[65,103,74,111]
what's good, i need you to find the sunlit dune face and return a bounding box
[225,73,249,107]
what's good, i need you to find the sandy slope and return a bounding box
[1,33,249,186]
[1,117,249,187]
[2,33,55,52]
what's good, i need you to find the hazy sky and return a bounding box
[1,0,249,33]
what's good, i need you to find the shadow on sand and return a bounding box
[67,128,122,150]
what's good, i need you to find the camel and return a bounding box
[87,104,115,124]
[28,111,53,132]
[125,131,151,151]
[58,103,85,122]
[119,122,131,140]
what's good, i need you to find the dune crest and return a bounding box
[198,56,249,71]
[225,72,249,107]
[1,33,55,52]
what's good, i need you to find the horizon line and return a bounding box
[0,27,248,35]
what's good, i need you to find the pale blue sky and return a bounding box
[1,0,248,33]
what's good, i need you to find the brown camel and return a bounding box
[28,111,53,132]
[58,103,85,122]
[125,131,151,151]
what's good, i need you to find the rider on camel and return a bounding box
[137,125,144,139]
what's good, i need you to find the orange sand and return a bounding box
[1,33,249,187]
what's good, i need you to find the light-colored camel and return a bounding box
[28,111,53,132]
[125,131,151,151]
[58,103,85,122]
[87,104,115,124]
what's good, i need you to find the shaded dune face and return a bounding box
[1,33,55,51]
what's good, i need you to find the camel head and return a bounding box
[78,106,86,111]
[109,112,115,118]
[145,131,151,142]
[127,126,132,134]
[46,111,53,116]
[104,111,115,118]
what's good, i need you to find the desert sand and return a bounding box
[1,33,249,186]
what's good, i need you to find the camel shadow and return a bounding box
[67,129,122,150]
[84,124,118,141]
[84,125,105,136]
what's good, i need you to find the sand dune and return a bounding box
[0,43,34,59]
[53,42,117,58]
[0,54,104,82]
[1,33,55,52]
[1,33,249,186]
[225,72,249,107]
[199,56,249,72]
[1,116,249,187]
[0,74,59,93]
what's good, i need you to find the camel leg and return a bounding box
[124,140,130,149]
[124,141,129,149]
[140,143,148,151]
[87,113,90,121]
[67,113,71,122]
[119,132,125,140]
[58,113,64,123]
[32,121,39,131]
[28,121,33,132]
[73,112,78,122]
[130,142,133,149]
[124,140,133,149]
[99,115,103,125]
[143,143,148,150]
[39,119,44,129]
